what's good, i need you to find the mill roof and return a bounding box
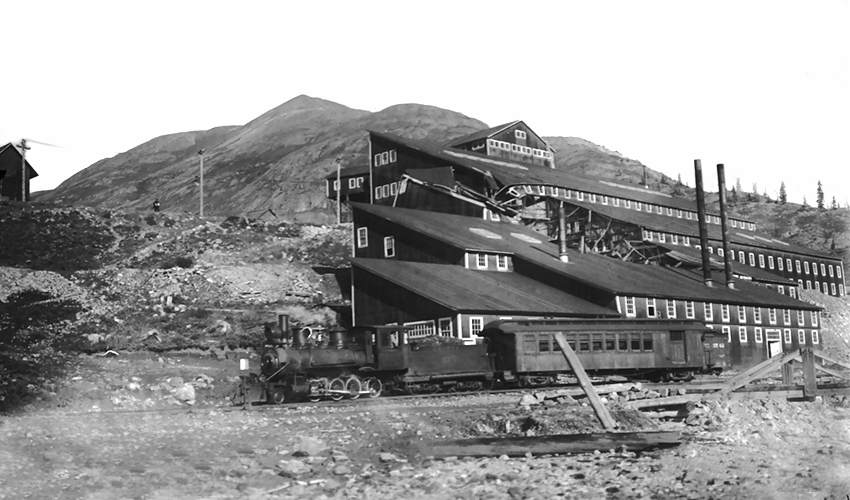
[652,241,798,285]
[351,203,821,311]
[351,258,619,317]
[561,198,834,259]
[0,143,39,178]
[447,121,522,147]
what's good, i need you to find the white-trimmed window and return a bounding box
[812,330,819,344]
[811,311,818,326]
[356,227,368,248]
[476,254,487,269]
[723,326,731,342]
[469,317,484,336]
[613,198,620,207]
[708,247,714,254]
[565,189,571,199]
[625,297,636,317]
[686,301,695,319]
[656,205,663,214]
[778,258,784,271]
[784,328,792,344]
[677,209,683,218]
[787,258,792,272]
[796,260,802,273]
[635,202,641,210]
[659,233,666,243]
[577,191,584,201]
[643,230,652,241]
[769,308,777,324]
[686,211,692,219]
[806,280,811,289]
[768,256,774,269]
[382,185,390,198]
[841,284,845,296]
[749,253,756,266]
[383,236,395,258]
[814,263,819,276]
[496,255,508,271]
[646,298,657,318]
[671,234,679,244]
[515,130,527,139]
[837,267,842,278]
[829,265,834,277]
[348,178,357,189]
[754,327,763,343]
[797,310,805,325]
[390,182,398,196]
[375,186,382,199]
[739,251,745,263]
[738,306,746,323]
[738,326,747,343]
[667,300,676,318]
[683,236,690,246]
[798,329,806,345]
[374,153,383,167]
[778,285,785,295]
[625,199,631,208]
[666,207,673,216]
[831,283,837,295]
[721,304,730,322]
[333,180,340,191]
[602,195,609,205]
[754,308,762,323]
[389,150,397,163]
[704,303,713,321]
[405,320,436,339]
[381,151,389,164]
[438,317,452,337]
[590,193,597,203]
[783,309,790,325]
[805,261,810,274]
[718,248,725,257]
[821,263,826,275]
[732,219,737,227]
[815,282,821,292]
[789,287,797,298]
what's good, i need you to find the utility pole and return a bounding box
[642,165,647,188]
[19,139,30,202]
[335,156,342,225]
[198,149,205,218]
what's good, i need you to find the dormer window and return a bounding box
[515,130,527,139]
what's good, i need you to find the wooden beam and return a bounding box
[417,431,681,458]
[814,352,850,371]
[718,350,802,395]
[553,333,617,430]
[802,347,817,399]
[815,364,850,381]
[541,383,640,399]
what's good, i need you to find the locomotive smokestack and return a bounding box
[716,164,736,289]
[694,160,714,287]
[558,200,570,263]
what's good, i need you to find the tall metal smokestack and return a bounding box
[694,160,714,287]
[716,164,736,289]
[558,200,570,263]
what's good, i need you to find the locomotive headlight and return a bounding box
[261,351,278,373]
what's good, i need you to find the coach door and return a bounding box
[670,331,686,364]
[766,329,782,358]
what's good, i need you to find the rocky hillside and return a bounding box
[34,95,670,224]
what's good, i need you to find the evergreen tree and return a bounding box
[752,183,760,202]
[730,187,739,204]
[832,196,838,210]
[779,182,787,204]
[736,177,742,194]
[817,180,825,210]
[803,196,809,207]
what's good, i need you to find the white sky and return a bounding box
[2,0,847,205]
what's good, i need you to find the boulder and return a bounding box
[292,436,328,457]
[276,460,311,478]
[173,384,195,404]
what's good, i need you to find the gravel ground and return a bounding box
[2,390,850,500]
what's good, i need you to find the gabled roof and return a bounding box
[352,258,618,317]
[351,203,821,311]
[405,167,456,187]
[0,143,39,178]
[561,198,834,259]
[447,121,521,147]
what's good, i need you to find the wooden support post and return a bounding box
[553,332,617,431]
[781,362,794,385]
[718,350,802,395]
[801,347,817,400]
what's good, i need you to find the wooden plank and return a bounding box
[418,431,681,458]
[625,394,709,409]
[718,350,802,395]
[815,364,850,381]
[802,347,817,399]
[553,332,617,431]
[814,352,850,371]
[543,383,640,399]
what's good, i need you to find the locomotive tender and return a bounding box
[241,315,721,404]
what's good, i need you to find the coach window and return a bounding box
[838,267,843,278]
[356,227,368,248]
[806,280,811,290]
[538,336,551,353]
[631,334,642,352]
[604,334,616,351]
[592,334,603,352]
[643,334,654,351]
[578,334,590,352]
[618,334,629,352]
[523,336,537,354]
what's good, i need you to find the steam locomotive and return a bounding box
[237,315,723,404]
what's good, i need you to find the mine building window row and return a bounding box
[373,150,398,167]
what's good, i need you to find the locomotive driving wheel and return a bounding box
[345,376,362,400]
[271,386,286,405]
[364,378,382,398]
[329,378,345,401]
